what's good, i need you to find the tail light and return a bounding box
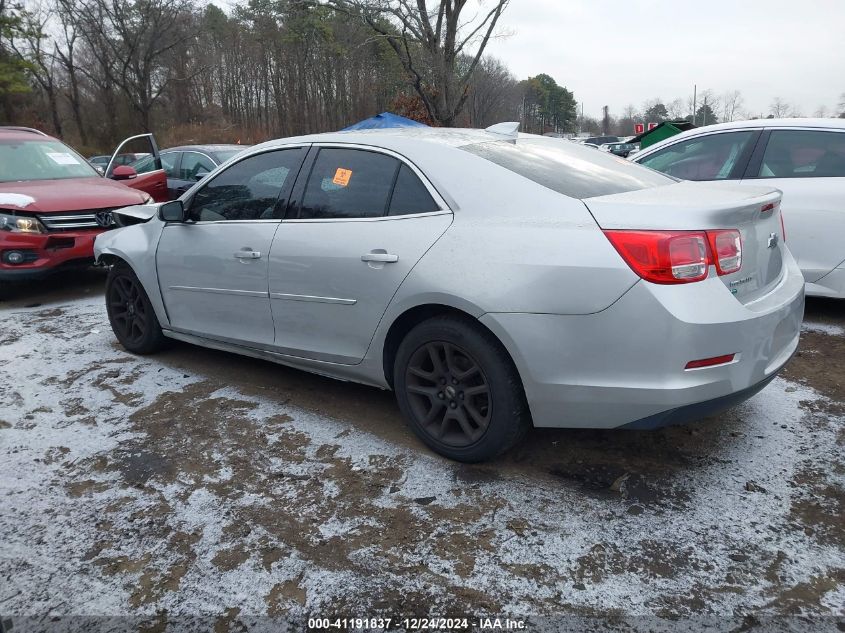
[708,229,742,274]
[603,229,742,285]
[780,213,787,242]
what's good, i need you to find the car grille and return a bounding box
[38,209,117,231]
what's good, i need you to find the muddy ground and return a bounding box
[1,270,844,632]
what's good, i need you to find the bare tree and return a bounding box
[73,0,195,130]
[9,1,63,135]
[330,0,510,126]
[770,97,791,118]
[838,92,845,117]
[466,55,518,127]
[666,97,685,120]
[721,90,744,123]
[54,0,88,144]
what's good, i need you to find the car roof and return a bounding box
[0,127,57,142]
[682,117,845,132]
[250,127,531,154]
[633,117,845,157]
[166,144,248,153]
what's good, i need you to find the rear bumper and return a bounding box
[619,372,780,430]
[480,252,805,429]
[0,229,104,281]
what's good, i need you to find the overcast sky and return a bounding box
[479,0,845,119]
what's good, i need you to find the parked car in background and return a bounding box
[95,125,802,462]
[130,144,247,200]
[599,142,637,158]
[631,118,845,298]
[582,135,619,146]
[88,153,148,175]
[0,127,158,285]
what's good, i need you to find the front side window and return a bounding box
[179,152,216,181]
[462,138,673,199]
[638,131,756,181]
[0,139,99,182]
[299,148,399,219]
[188,149,304,222]
[132,152,178,177]
[757,130,845,178]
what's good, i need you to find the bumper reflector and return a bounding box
[685,354,736,370]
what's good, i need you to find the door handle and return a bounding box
[234,250,261,259]
[361,252,398,263]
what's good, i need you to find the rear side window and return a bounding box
[461,138,673,199]
[133,152,178,177]
[757,130,845,178]
[299,148,399,219]
[179,152,216,181]
[388,164,438,215]
[637,131,756,181]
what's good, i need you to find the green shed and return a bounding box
[630,120,696,149]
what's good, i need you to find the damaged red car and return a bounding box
[0,127,167,286]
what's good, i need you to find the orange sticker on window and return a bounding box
[333,168,352,186]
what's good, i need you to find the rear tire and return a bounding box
[105,262,167,354]
[393,315,531,462]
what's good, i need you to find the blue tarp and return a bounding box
[342,112,428,131]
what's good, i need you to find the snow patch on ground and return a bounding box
[2,295,844,625]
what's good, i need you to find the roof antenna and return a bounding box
[485,122,520,137]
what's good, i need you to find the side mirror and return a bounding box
[112,165,137,180]
[159,200,186,222]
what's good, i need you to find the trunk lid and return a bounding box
[583,181,786,304]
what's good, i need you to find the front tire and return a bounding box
[105,263,166,354]
[393,315,531,462]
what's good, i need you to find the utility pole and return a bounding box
[692,84,697,125]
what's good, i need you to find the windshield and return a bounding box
[461,137,675,199]
[0,139,99,182]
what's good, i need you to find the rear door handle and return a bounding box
[234,250,261,259]
[361,252,398,263]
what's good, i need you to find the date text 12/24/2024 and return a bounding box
[307,617,527,630]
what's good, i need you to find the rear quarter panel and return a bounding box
[368,146,639,350]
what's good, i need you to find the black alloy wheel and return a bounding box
[405,341,491,447]
[394,315,531,462]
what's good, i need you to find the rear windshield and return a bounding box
[214,149,244,163]
[461,138,674,199]
[0,139,99,182]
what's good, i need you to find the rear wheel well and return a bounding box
[382,304,523,393]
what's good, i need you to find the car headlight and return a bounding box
[0,212,46,234]
[142,193,153,203]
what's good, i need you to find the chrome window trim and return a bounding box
[282,209,451,224]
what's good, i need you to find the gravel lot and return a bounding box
[1,270,844,631]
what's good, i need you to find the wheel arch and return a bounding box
[380,303,526,400]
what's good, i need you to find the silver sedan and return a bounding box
[94,125,805,462]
